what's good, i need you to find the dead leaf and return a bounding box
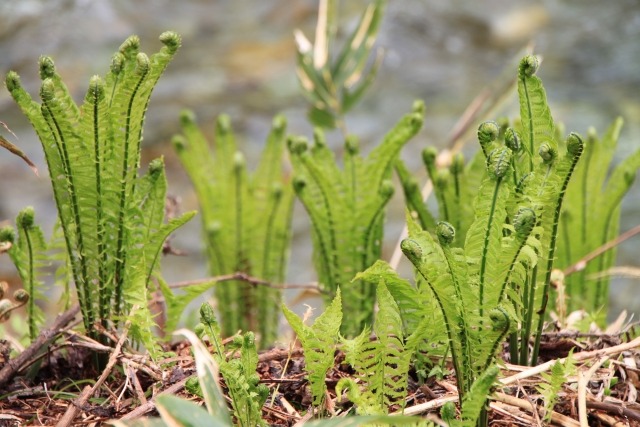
[0,132,39,176]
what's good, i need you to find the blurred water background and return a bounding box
[1,0,639,329]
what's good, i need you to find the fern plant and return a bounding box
[536,352,576,423]
[112,326,423,427]
[0,208,47,342]
[282,289,342,412]
[192,302,269,427]
[289,101,423,337]
[5,32,195,350]
[336,277,423,415]
[401,216,511,412]
[171,111,294,346]
[557,118,640,320]
[397,55,585,368]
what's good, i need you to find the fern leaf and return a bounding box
[4,208,48,342]
[464,146,512,315]
[538,352,575,423]
[394,159,437,232]
[355,260,427,331]
[282,289,342,408]
[401,214,471,397]
[457,365,499,427]
[517,55,555,173]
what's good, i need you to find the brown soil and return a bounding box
[1,313,639,426]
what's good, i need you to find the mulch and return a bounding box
[1,308,640,426]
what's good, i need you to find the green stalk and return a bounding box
[90,78,109,328]
[114,58,149,321]
[478,181,501,318]
[23,224,36,340]
[41,90,94,331]
[531,134,584,364]
[593,191,625,309]
[401,238,468,400]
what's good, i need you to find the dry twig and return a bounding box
[0,305,80,388]
[56,309,135,427]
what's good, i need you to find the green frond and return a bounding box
[158,277,217,340]
[338,280,417,415]
[6,33,182,350]
[517,55,555,173]
[538,352,575,422]
[3,208,48,342]
[394,159,437,232]
[282,289,342,408]
[457,365,499,427]
[355,260,427,331]
[174,111,293,345]
[290,104,423,336]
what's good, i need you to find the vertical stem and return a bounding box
[114,66,148,324]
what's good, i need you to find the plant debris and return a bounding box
[1,317,639,426]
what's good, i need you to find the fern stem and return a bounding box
[520,266,537,365]
[300,155,340,290]
[532,137,583,364]
[91,83,109,327]
[440,246,473,397]
[114,64,148,321]
[479,179,502,318]
[42,101,94,332]
[521,77,534,173]
[594,193,624,310]
[23,225,36,341]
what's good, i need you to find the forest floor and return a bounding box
[1,307,640,426]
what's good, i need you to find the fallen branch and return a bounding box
[117,376,190,420]
[394,394,459,416]
[493,392,580,427]
[578,356,610,427]
[501,336,640,386]
[0,305,80,388]
[586,400,640,422]
[563,223,640,276]
[170,272,323,293]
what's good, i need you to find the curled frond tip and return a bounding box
[159,31,181,53]
[38,56,56,80]
[519,54,539,78]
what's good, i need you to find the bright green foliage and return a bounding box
[295,0,386,130]
[401,215,512,408]
[398,56,585,369]
[5,32,194,349]
[400,148,485,244]
[289,102,424,337]
[557,118,640,319]
[158,277,217,334]
[194,303,269,427]
[0,208,47,341]
[441,366,500,427]
[282,289,342,410]
[172,112,293,346]
[336,279,423,415]
[537,352,576,423]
